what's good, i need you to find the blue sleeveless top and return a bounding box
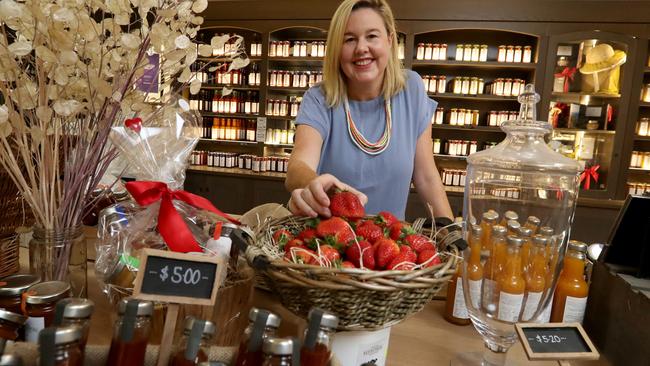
[295,70,437,219]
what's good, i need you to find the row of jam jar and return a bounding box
[199,118,257,142]
[484,78,527,97]
[206,33,250,57]
[190,151,290,173]
[441,168,467,187]
[266,97,302,117]
[628,182,650,195]
[433,139,479,156]
[268,70,323,88]
[636,117,650,136]
[269,40,327,58]
[233,308,339,366]
[415,43,533,63]
[265,124,296,145]
[189,91,260,115]
[630,150,650,170]
[433,108,518,127]
[192,61,261,86]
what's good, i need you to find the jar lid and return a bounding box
[61,298,95,318]
[183,316,216,336]
[309,308,339,329]
[263,337,294,356]
[539,226,554,237]
[518,227,533,238]
[117,298,153,316]
[470,224,482,237]
[506,220,521,233]
[41,325,83,344]
[507,235,524,248]
[0,274,40,296]
[526,216,541,227]
[568,240,588,253]
[503,211,519,222]
[24,281,70,304]
[482,211,499,223]
[249,308,281,328]
[491,225,507,236]
[0,308,27,325]
[0,355,22,366]
[532,234,549,247]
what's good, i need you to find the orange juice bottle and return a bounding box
[466,224,484,312]
[506,219,520,236]
[481,225,506,316]
[539,226,554,260]
[523,216,541,234]
[499,210,519,227]
[444,264,470,325]
[480,211,499,251]
[522,235,548,321]
[518,226,533,275]
[538,227,556,323]
[551,241,589,323]
[497,236,526,322]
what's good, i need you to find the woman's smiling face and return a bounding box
[339,7,392,98]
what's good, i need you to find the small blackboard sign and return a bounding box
[515,323,600,361]
[133,249,225,306]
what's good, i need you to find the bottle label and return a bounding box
[563,296,587,323]
[25,316,45,342]
[468,279,482,311]
[540,293,553,323]
[498,292,524,322]
[522,291,542,321]
[452,280,469,319]
[481,279,499,315]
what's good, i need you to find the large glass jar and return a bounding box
[458,85,581,365]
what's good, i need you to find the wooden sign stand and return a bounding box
[515,322,600,366]
[133,249,226,366]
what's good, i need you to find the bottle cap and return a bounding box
[568,240,588,253]
[482,211,499,223]
[539,226,554,237]
[507,235,524,248]
[532,234,549,247]
[263,337,294,356]
[506,220,521,233]
[183,316,217,336]
[24,281,70,305]
[59,298,95,319]
[0,274,40,296]
[308,308,339,330]
[39,325,83,345]
[491,225,507,237]
[248,308,281,328]
[470,224,482,236]
[0,309,27,325]
[504,211,519,222]
[526,216,541,227]
[117,298,153,316]
[518,227,533,238]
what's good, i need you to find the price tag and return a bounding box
[515,323,600,361]
[133,249,225,306]
[256,117,267,142]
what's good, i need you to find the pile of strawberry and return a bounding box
[271,191,441,271]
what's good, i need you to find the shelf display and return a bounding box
[268,70,322,88]
[191,151,289,174]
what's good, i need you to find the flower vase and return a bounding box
[29,225,87,298]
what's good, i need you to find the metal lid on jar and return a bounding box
[532,235,549,247]
[526,216,541,227]
[183,316,216,336]
[263,337,294,356]
[568,240,588,253]
[61,298,95,318]
[470,224,482,236]
[24,281,70,305]
[503,211,519,222]
[539,226,554,237]
[40,325,83,345]
[506,235,524,248]
[506,220,521,233]
[0,308,27,325]
[482,211,499,223]
[248,308,281,328]
[0,274,40,296]
[491,225,507,237]
[309,308,339,330]
[117,298,153,316]
[518,227,533,238]
[0,355,23,366]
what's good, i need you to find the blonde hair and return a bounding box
[322,0,405,107]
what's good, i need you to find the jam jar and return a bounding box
[23,281,70,342]
[233,308,281,366]
[105,298,153,366]
[170,317,217,366]
[53,298,94,352]
[37,325,83,366]
[0,309,27,341]
[0,274,40,314]
[301,309,339,366]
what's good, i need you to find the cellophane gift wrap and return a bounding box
[95,97,238,302]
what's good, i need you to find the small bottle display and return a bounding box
[0,274,40,314]
[301,309,338,366]
[234,308,282,366]
[105,299,153,366]
[0,309,27,341]
[551,240,589,323]
[262,337,296,366]
[23,281,70,343]
[170,317,216,366]
[37,325,83,366]
[53,298,94,352]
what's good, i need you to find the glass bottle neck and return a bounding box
[562,252,586,278]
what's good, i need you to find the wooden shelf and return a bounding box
[269,56,323,62]
[267,87,310,93]
[552,128,616,135]
[199,138,259,146]
[428,93,518,102]
[187,166,287,181]
[201,84,260,90]
[639,102,650,107]
[644,67,650,73]
[198,56,262,62]
[433,154,467,160]
[551,92,621,99]
[201,112,259,119]
[412,60,537,70]
[265,143,294,148]
[628,167,650,172]
[266,116,296,122]
[635,135,650,141]
[432,124,504,133]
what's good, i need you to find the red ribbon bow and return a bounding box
[554,67,577,93]
[125,181,240,253]
[579,165,600,190]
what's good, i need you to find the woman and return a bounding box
[285,0,452,221]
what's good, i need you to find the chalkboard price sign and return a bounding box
[515,323,600,361]
[133,249,225,306]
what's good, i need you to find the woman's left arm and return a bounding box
[412,124,454,220]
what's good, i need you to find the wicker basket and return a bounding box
[247,215,460,331]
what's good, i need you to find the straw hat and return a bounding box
[579,43,626,74]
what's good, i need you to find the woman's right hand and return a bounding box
[288,174,368,218]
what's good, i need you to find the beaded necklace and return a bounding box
[343,95,392,155]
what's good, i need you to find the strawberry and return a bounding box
[284,238,304,253]
[316,217,355,246]
[389,222,414,241]
[374,238,400,269]
[388,245,418,270]
[404,234,436,253]
[345,240,375,270]
[341,261,356,269]
[284,245,316,264]
[329,190,365,219]
[317,244,341,264]
[272,229,293,245]
[418,249,442,267]
[376,211,399,227]
[297,228,318,244]
[355,220,384,243]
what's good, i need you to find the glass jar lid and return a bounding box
[183,316,216,336]
[568,240,588,253]
[60,298,95,319]
[0,274,40,296]
[0,309,27,325]
[263,337,294,356]
[0,354,22,366]
[117,298,153,316]
[248,308,281,328]
[24,281,70,305]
